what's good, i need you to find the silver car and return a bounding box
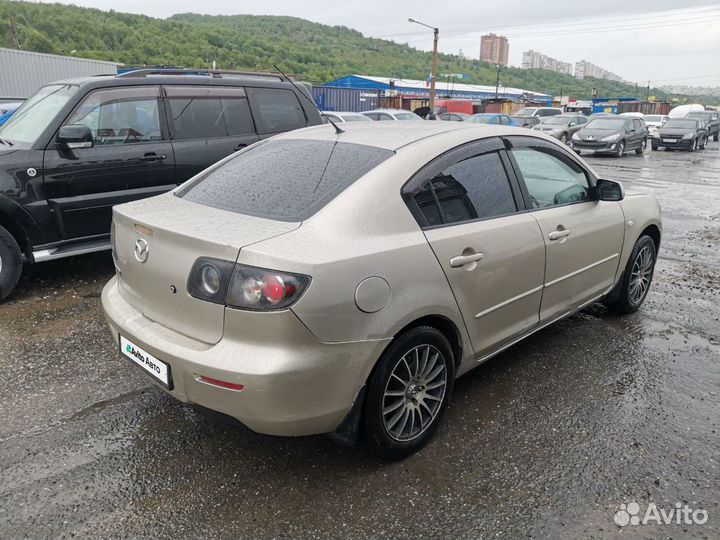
[103,123,662,458]
[532,114,588,143]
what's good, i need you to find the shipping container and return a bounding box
[312,86,379,112]
[0,47,122,99]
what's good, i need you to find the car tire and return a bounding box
[364,326,455,460]
[635,139,646,155]
[615,141,625,157]
[606,235,657,314]
[700,137,707,150]
[714,133,719,142]
[0,225,22,301]
[651,143,659,151]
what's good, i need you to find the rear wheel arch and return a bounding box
[388,315,464,369]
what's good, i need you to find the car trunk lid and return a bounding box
[112,194,300,344]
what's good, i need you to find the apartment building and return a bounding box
[521,50,573,75]
[574,60,624,82]
[480,34,509,66]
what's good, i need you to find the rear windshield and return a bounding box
[177,139,394,220]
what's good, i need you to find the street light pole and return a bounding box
[495,64,502,99]
[409,18,439,116]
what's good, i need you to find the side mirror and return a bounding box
[596,179,624,201]
[57,124,93,149]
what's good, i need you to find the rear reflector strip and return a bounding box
[197,375,245,392]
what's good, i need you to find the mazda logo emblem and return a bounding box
[134,238,149,263]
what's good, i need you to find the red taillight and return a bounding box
[198,375,245,392]
[263,275,285,304]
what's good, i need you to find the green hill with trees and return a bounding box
[0,0,714,104]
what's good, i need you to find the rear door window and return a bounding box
[165,86,255,140]
[403,139,519,228]
[246,88,307,134]
[177,139,393,220]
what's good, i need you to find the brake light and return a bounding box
[227,264,310,311]
[187,258,310,311]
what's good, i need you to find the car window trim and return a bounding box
[245,86,308,134]
[502,135,598,212]
[51,84,167,149]
[401,136,522,230]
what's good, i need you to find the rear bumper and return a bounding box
[102,276,389,436]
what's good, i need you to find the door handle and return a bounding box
[548,229,572,241]
[234,143,248,151]
[140,153,166,162]
[450,252,484,268]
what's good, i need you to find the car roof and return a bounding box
[273,122,529,151]
[326,111,365,115]
[362,109,414,114]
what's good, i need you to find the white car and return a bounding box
[643,114,669,138]
[513,107,564,118]
[322,111,373,123]
[362,109,424,121]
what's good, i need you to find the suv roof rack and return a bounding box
[116,68,290,81]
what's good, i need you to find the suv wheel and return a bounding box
[714,133,719,142]
[0,225,22,301]
[615,141,625,158]
[364,326,455,459]
[689,138,697,152]
[635,139,646,155]
[606,235,656,314]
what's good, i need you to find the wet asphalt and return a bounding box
[0,142,718,540]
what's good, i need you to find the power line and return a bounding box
[374,6,719,40]
[400,12,719,43]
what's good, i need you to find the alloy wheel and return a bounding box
[616,141,625,157]
[382,344,447,442]
[629,245,654,305]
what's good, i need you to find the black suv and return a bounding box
[0,69,322,300]
[685,111,719,141]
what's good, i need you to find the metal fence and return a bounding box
[0,48,122,98]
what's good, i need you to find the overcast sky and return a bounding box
[38,0,720,88]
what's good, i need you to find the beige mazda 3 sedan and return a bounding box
[102,122,662,458]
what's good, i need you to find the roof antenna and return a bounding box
[274,64,344,135]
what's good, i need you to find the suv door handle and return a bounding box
[140,153,166,162]
[234,143,248,151]
[548,229,572,240]
[450,252,484,268]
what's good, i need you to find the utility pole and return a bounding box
[409,18,439,116]
[646,80,650,102]
[430,26,439,113]
[495,64,502,99]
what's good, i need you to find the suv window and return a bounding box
[177,139,393,220]
[405,150,517,227]
[633,119,644,131]
[246,88,306,134]
[510,143,591,208]
[66,86,162,145]
[165,86,254,140]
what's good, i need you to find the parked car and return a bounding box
[513,107,563,118]
[643,114,669,138]
[362,109,424,121]
[668,103,704,118]
[0,69,322,300]
[466,113,516,126]
[322,111,372,123]
[652,118,708,151]
[531,114,588,144]
[438,112,471,122]
[103,122,662,459]
[511,116,541,128]
[0,101,23,127]
[619,112,645,118]
[570,116,648,157]
[685,111,719,141]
